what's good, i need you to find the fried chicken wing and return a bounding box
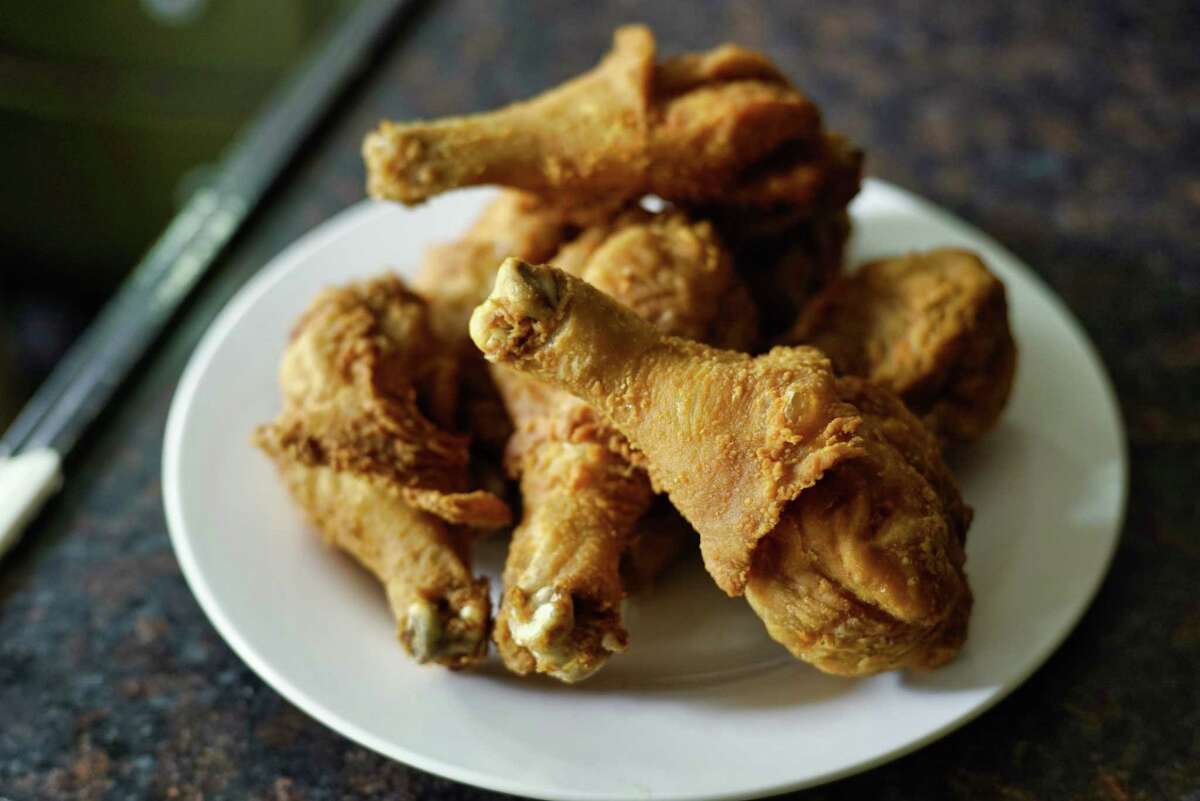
[785,248,1017,443]
[492,210,756,682]
[470,260,972,675]
[253,446,491,667]
[364,26,844,215]
[255,275,510,668]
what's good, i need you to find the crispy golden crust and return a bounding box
[745,377,972,674]
[364,26,655,209]
[411,190,580,457]
[570,209,758,350]
[470,260,973,676]
[263,275,510,524]
[255,274,509,668]
[414,190,578,348]
[255,435,491,668]
[786,248,1017,443]
[491,209,749,681]
[472,260,863,596]
[363,26,831,215]
[493,435,653,682]
[490,366,652,682]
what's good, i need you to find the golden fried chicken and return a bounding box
[252,451,492,668]
[556,208,759,349]
[255,275,510,668]
[415,190,578,347]
[412,190,579,454]
[470,259,972,675]
[745,377,971,674]
[492,209,757,682]
[364,25,852,217]
[785,248,1017,444]
[491,376,653,681]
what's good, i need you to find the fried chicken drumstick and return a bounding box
[785,248,1017,444]
[471,260,972,675]
[492,209,757,682]
[364,25,856,217]
[493,377,652,681]
[255,275,510,668]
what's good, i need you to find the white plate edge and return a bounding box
[160,179,1130,801]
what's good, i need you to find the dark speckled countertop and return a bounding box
[2,1,1198,799]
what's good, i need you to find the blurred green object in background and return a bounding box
[0,0,355,287]
[0,0,356,428]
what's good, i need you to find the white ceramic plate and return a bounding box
[163,180,1126,801]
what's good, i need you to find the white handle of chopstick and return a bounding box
[0,448,63,558]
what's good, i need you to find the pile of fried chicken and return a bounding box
[255,26,1016,682]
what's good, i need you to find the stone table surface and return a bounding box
[2,1,1198,799]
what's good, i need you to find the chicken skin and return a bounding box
[470,259,971,675]
[415,190,578,348]
[412,190,579,454]
[363,26,855,218]
[745,376,971,674]
[555,208,759,350]
[785,248,1017,444]
[492,210,756,682]
[255,275,510,668]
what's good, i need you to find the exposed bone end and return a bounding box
[469,258,567,363]
[398,582,491,669]
[403,598,444,662]
[362,122,440,205]
[501,586,628,683]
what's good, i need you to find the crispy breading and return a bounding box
[492,209,754,682]
[411,190,579,456]
[471,259,972,675]
[255,275,509,668]
[745,377,971,674]
[559,208,759,349]
[785,248,1017,443]
[415,190,578,347]
[254,441,491,668]
[489,363,652,682]
[363,26,840,215]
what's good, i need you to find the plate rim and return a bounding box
[162,178,1128,801]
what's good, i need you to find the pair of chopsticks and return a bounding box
[0,0,418,557]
